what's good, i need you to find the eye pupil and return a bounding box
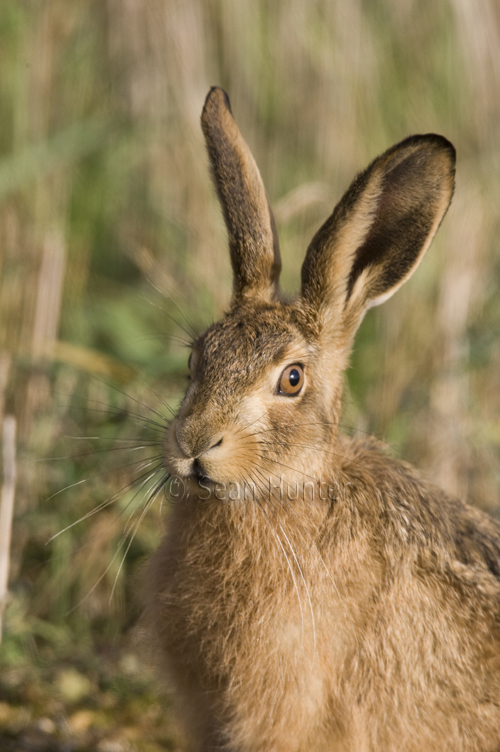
[278,364,304,396]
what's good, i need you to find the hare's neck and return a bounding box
[176,488,329,540]
[149,481,378,708]
[160,488,355,615]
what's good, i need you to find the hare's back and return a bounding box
[336,440,500,745]
[343,438,500,597]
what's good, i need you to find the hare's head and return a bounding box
[165,87,455,498]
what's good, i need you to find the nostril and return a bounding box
[174,421,223,458]
[174,424,192,458]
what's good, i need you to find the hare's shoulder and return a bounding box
[341,437,500,593]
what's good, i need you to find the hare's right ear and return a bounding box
[202,87,281,305]
[300,135,455,342]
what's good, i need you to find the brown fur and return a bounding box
[143,88,500,751]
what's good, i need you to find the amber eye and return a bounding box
[278,364,304,396]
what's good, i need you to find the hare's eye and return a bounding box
[278,364,304,396]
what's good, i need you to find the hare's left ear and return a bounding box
[202,87,281,305]
[300,135,455,339]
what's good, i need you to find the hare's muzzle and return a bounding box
[164,418,225,483]
[175,419,223,461]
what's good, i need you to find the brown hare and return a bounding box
[144,87,500,751]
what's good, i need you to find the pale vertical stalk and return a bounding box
[32,229,66,360]
[24,228,66,432]
[0,354,11,426]
[0,415,17,643]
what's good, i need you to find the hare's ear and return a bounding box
[300,135,455,340]
[201,87,281,305]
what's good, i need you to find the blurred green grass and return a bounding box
[1,0,500,748]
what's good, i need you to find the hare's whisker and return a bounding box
[47,461,165,542]
[253,464,344,604]
[110,472,170,602]
[251,482,306,644]
[338,422,392,447]
[275,517,316,663]
[41,443,162,463]
[53,378,171,423]
[44,452,165,505]
[259,456,322,485]
[140,287,199,340]
[87,373,172,425]
[65,404,169,433]
[232,409,271,438]
[257,438,337,457]
[254,470,317,655]
[245,419,340,437]
[128,333,194,348]
[254,435,368,473]
[63,467,168,615]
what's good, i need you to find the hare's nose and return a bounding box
[175,422,223,458]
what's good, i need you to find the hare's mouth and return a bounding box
[189,458,213,486]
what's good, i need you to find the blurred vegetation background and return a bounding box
[1,0,499,749]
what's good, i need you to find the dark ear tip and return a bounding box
[202,86,233,120]
[398,133,456,168]
[424,133,456,166]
